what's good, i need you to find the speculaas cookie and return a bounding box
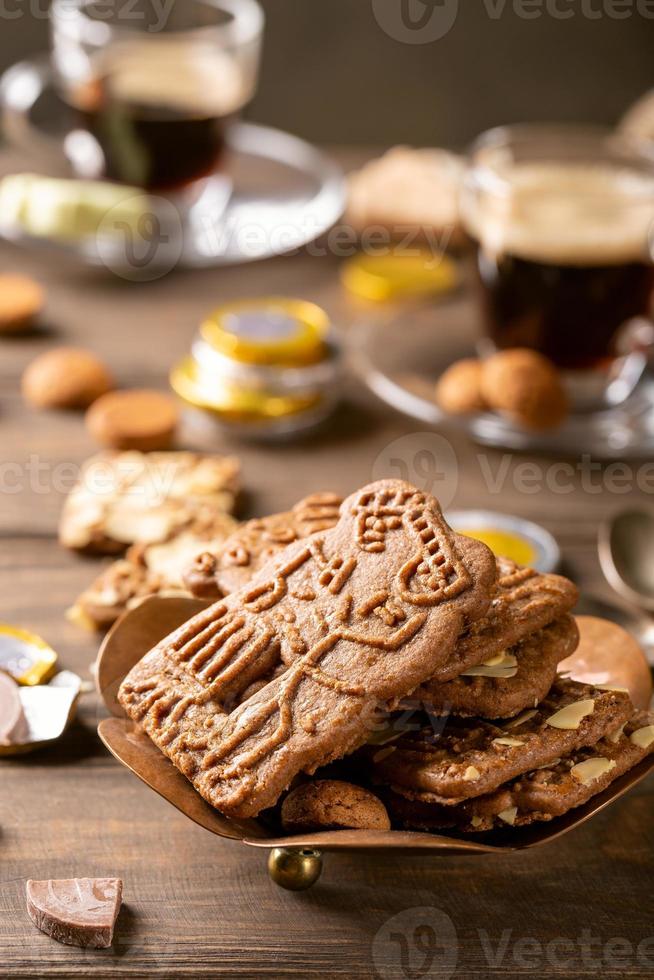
[415,614,579,719]
[281,779,391,832]
[387,711,654,832]
[119,480,497,818]
[68,516,238,630]
[414,557,578,689]
[369,678,633,805]
[59,451,240,554]
[184,492,342,599]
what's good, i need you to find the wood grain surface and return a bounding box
[1,150,653,980]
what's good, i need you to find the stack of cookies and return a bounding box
[115,480,653,838]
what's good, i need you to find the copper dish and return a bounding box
[97,596,654,889]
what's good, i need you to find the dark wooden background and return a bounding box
[0,0,652,147]
[1,148,654,978]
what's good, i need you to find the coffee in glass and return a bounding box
[462,126,654,408]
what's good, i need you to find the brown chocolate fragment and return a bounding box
[26,877,123,949]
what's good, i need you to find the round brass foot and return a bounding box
[267,847,323,890]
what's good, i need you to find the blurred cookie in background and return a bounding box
[346,146,464,246]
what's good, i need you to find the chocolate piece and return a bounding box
[26,877,123,948]
[184,492,343,599]
[369,678,633,804]
[0,671,28,744]
[69,516,238,630]
[415,557,578,689]
[281,780,391,832]
[59,451,240,554]
[119,480,497,818]
[388,710,654,832]
[417,615,579,718]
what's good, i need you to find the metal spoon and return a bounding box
[599,509,654,613]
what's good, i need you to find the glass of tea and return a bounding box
[50,0,263,198]
[461,125,654,411]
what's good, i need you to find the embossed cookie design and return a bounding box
[184,492,343,599]
[119,480,497,818]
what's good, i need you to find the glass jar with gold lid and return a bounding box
[171,297,341,438]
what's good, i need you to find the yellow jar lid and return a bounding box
[0,624,58,686]
[171,356,322,422]
[200,298,330,367]
[341,251,460,302]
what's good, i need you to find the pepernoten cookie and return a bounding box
[59,452,240,554]
[184,493,342,598]
[414,557,578,690]
[416,615,579,719]
[369,679,634,804]
[119,480,497,818]
[281,780,390,832]
[387,711,654,832]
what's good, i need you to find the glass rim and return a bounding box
[465,122,654,200]
[51,0,264,48]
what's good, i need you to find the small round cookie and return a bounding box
[22,348,114,410]
[481,348,568,431]
[86,389,178,451]
[435,358,486,415]
[0,274,44,334]
[281,780,391,833]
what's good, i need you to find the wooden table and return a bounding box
[1,152,653,980]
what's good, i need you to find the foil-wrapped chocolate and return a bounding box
[0,670,82,756]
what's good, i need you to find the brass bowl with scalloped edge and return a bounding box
[96,595,654,889]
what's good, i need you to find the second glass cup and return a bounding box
[461,125,654,411]
[51,0,264,196]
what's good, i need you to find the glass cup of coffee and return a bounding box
[461,125,654,411]
[2,0,263,204]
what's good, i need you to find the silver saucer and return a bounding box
[352,309,654,460]
[0,121,345,271]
